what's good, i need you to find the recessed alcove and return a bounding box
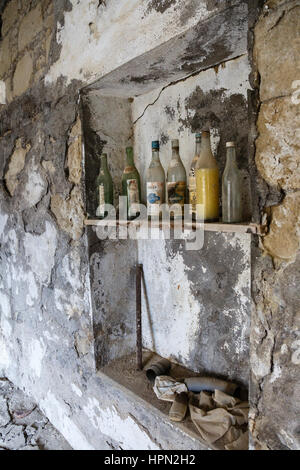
[80,1,252,446]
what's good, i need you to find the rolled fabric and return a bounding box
[184,376,238,395]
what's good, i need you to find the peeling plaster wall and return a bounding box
[0,0,243,450]
[0,0,298,451]
[138,234,251,386]
[45,0,243,87]
[132,53,251,217]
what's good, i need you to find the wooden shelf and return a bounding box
[85,218,265,235]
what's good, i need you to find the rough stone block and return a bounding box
[67,116,82,184]
[0,424,26,450]
[18,4,43,51]
[4,78,13,104]
[1,0,20,37]
[0,396,10,427]
[254,2,300,101]
[0,35,13,78]
[20,163,48,209]
[5,138,31,196]
[0,81,5,105]
[13,52,33,97]
[263,191,300,262]
[255,96,300,191]
[45,30,53,62]
[24,221,57,284]
[51,187,85,241]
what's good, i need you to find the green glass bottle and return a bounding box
[95,153,114,218]
[121,147,141,220]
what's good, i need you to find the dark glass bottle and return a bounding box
[95,153,113,218]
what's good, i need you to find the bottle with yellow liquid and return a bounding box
[189,133,201,218]
[195,130,219,221]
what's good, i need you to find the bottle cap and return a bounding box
[202,129,210,136]
[226,141,235,147]
[171,139,179,148]
[152,141,160,150]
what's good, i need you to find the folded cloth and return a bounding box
[225,431,249,450]
[153,376,187,402]
[169,392,188,422]
[153,376,249,450]
[189,390,249,450]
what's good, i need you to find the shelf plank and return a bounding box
[84,218,264,235]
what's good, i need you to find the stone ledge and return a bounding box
[97,352,213,450]
[97,371,210,450]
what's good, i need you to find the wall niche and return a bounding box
[81,2,252,395]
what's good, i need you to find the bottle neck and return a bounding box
[126,148,134,167]
[100,155,108,171]
[152,148,160,162]
[201,134,212,153]
[225,147,237,166]
[171,147,180,161]
[195,139,201,156]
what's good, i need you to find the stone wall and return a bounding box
[250,0,300,450]
[0,0,299,450]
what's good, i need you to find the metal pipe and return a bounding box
[184,376,238,395]
[136,264,143,370]
[146,359,171,383]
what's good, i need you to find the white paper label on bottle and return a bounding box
[98,184,105,217]
[147,182,164,216]
[167,181,186,207]
[127,179,140,217]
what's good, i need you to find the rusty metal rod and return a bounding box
[136,264,143,370]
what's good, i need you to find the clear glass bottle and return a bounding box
[195,130,219,221]
[167,139,186,218]
[121,147,141,220]
[95,153,114,218]
[222,142,242,223]
[146,141,165,217]
[189,133,201,218]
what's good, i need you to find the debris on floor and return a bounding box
[0,378,72,450]
[153,374,248,450]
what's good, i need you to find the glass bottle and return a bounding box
[222,142,242,223]
[195,130,219,221]
[146,141,165,218]
[95,153,113,219]
[167,139,186,218]
[189,133,201,218]
[121,147,141,220]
